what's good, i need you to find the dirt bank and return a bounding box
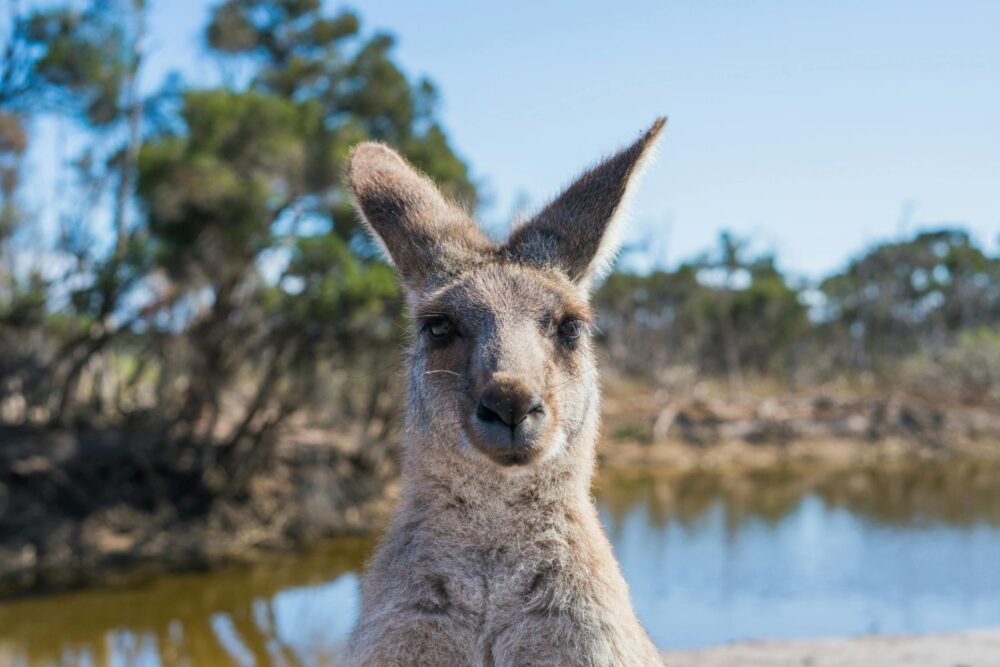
[664,629,1000,666]
[0,421,397,596]
[600,383,1000,469]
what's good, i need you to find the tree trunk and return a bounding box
[720,292,743,394]
[112,0,145,261]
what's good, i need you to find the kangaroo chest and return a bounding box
[411,541,547,617]
[400,500,575,625]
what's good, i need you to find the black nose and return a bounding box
[477,382,543,427]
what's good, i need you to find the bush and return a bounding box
[901,327,1000,405]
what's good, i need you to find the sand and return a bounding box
[663,629,1000,666]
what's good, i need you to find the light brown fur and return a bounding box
[346,119,666,667]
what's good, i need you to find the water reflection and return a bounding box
[3,460,1000,664]
[0,539,370,666]
[601,461,1000,649]
[598,459,1000,530]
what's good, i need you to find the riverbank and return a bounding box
[599,377,1000,469]
[664,628,1000,666]
[0,421,398,596]
[2,380,999,598]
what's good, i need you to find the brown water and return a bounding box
[3,460,1000,665]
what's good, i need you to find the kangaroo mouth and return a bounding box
[485,448,537,467]
[463,418,546,468]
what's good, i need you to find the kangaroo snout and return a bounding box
[477,381,543,427]
[472,378,548,466]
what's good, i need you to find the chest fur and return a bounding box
[382,496,588,623]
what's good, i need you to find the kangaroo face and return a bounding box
[412,264,594,467]
[348,119,664,470]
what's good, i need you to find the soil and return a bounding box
[599,383,1000,470]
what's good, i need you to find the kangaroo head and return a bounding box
[348,119,664,472]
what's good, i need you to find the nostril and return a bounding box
[476,400,503,424]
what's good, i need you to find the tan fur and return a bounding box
[346,120,666,667]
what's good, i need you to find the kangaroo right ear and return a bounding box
[347,143,492,292]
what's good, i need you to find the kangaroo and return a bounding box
[345,119,666,667]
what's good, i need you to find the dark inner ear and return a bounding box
[506,118,665,284]
[347,143,493,292]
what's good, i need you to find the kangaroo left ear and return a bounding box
[506,118,666,289]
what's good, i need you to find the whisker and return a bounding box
[425,369,461,377]
[548,367,596,394]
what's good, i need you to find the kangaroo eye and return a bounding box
[557,318,583,344]
[424,316,455,342]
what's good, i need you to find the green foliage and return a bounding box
[206,0,476,217]
[598,228,1000,389]
[613,422,653,443]
[137,89,303,281]
[23,2,135,125]
[902,326,1000,404]
[275,234,403,352]
[596,265,704,376]
[1,271,47,328]
[596,233,808,382]
[716,258,808,375]
[820,229,1000,370]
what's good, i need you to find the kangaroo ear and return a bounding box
[347,143,492,292]
[506,118,666,288]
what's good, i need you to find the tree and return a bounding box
[0,0,477,495]
[124,0,477,484]
[596,265,706,380]
[25,0,146,253]
[595,234,807,386]
[820,229,1000,370]
[204,0,476,240]
[6,0,150,420]
[1,1,36,309]
[696,232,750,391]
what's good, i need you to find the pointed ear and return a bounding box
[506,118,666,288]
[347,142,492,292]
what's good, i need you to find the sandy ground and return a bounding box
[663,629,1000,666]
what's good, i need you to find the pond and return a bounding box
[2,460,1000,665]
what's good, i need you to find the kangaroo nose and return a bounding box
[477,381,543,427]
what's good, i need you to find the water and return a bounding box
[3,460,1000,665]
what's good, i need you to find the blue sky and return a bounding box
[26,0,1000,276]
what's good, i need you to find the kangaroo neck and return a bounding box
[399,432,597,537]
